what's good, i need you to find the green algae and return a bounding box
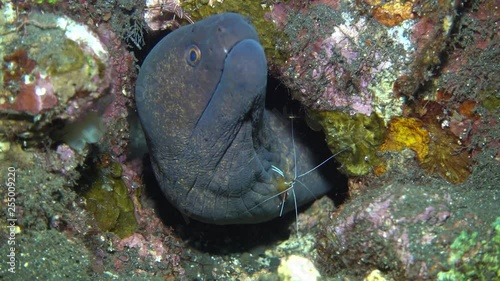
[37,39,86,76]
[34,36,102,80]
[480,91,500,113]
[182,0,287,66]
[7,11,106,106]
[36,0,59,4]
[310,111,386,176]
[438,217,500,281]
[84,159,137,238]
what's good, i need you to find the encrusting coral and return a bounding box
[381,117,430,162]
[82,153,137,238]
[381,115,471,184]
[310,110,386,176]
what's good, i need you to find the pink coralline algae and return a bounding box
[316,182,493,279]
[1,5,137,160]
[1,49,57,115]
[273,0,457,121]
[97,25,137,159]
[0,11,111,139]
[307,17,375,116]
[115,204,186,276]
[53,144,80,176]
[1,69,58,115]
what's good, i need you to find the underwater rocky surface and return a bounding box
[0,0,499,280]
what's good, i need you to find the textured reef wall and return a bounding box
[172,0,497,184]
[0,0,499,280]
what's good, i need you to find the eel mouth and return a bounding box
[197,37,266,127]
[217,37,265,94]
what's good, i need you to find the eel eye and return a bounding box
[186,45,201,66]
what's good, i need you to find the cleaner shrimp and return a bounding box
[247,116,347,234]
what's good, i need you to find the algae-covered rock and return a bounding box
[437,217,500,281]
[181,0,286,66]
[317,181,500,280]
[84,158,137,238]
[0,5,110,144]
[310,111,386,176]
[380,117,430,162]
[380,113,471,184]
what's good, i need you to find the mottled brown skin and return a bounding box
[135,13,333,224]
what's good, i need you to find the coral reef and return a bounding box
[0,8,110,142]
[0,1,180,279]
[433,0,500,178]
[316,182,500,280]
[277,0,456,119]
[278,255,321,281]
[260,0,474,182]
[381,117,430,162]
[81,153,137,238]
[0,142,186,279]
[437,217,500,281]
[381,114,471,183]
[181,0,287,67]
[0,0,498,280]
[310,110,386,176]
[1,1,137,156]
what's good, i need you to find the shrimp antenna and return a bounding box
[297,147,349,179]
[245,114,349,235]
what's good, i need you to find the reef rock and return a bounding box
[317,181,500,280]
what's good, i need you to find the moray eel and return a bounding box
[135,13,334,224]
